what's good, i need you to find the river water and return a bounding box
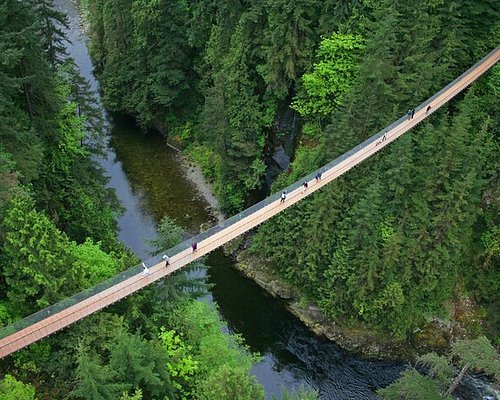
[54,1,493,399]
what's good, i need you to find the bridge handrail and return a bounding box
[0,44,498,341]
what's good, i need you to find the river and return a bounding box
[54,1,493,399]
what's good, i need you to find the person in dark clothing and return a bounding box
[163,254,170,266]
[426,105,432,114]
[411,108,415,119]
[302,181,308,193]
[280,191,287,203]
[315,171,322,182]
[407,109,412,120]
[191,242,197,252]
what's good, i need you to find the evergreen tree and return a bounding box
[378,336,500,399]
[203,20,266,211]
[2,194,77,312]
[195,365,264,400]
[30,0,69,67]
[109,333,176,400]
[258,0,317,100]
[72,350,129,400]
[60,58,105,150]
[127,0,191,126]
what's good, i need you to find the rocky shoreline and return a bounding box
[221,235,488,362]
[223,236,415,360]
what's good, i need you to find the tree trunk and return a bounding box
[445,363,470,396]
[23,83,34,117]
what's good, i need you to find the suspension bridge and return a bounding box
[0,46,499,358]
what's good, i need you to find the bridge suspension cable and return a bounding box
[0,45,499,359]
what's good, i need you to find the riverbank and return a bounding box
[165,133,414,359]
[162,121,488,362]
[177,151,225,224]
[222,235,490,362]
[164,131,476,361]
[224,236,414,360]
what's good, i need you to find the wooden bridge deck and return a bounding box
[0,46,498,359]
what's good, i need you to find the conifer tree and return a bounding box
[73,350,129,400]
[109,333,176,400]
[258,0,317,100]
[30,0,69,67]
[2,195,77,312]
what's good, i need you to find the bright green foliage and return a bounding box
[71,301,262,400]
[70,239,119,287]
[292,33,365,117]
[44,86,87,175]
[120,389,143,400]
[2,195,77,311]
[0,301,15,327]
[185,144,221,183]
[159,328,199,399]
[0,375,36,400]
[34,83,119,246]
[167,301,263,399]
[2,194,121,314]
[378,369,451,400]
[195,365,264,400]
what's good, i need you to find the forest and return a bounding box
[83,0,499,339]
[0,0,499,398]
[0,0,288,399]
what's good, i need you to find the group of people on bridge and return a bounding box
[280,170,322,204]
[139,99,428,280]
[141,254,171,277]
[141,169,325,278]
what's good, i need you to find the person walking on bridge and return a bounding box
[142,262,150,277]
[163,254,170,266]
[280,190,287,203]
[315,171,322,182]
[302,181,308,193]
[191,242,198,252]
